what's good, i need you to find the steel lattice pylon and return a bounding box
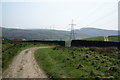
[69,19,76,41]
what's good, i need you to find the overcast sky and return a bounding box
[1,0,120,30]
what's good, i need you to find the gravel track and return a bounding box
[3,46,54,78]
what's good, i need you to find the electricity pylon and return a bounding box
[69,19,76,41]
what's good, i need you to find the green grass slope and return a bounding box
[82,35,120,42]
[108,35,120,42]
[81,36,104,41]
[35,47,120,79]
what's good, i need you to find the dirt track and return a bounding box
[3,46,54,78]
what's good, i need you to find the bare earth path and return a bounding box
[3,46,54,78]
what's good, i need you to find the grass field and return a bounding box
[2,40,56,72]
[82,35,120,42]
[35,47,120,79]
[81,36,104,41]
[108,35,120,42]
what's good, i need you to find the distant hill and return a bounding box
[2,27,70,40]
[75,28,118,39]
[1,27,119,40]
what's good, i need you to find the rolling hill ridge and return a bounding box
[1,27,119,40]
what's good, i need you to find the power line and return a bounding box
[82,3,118,27]
[80,2,108,22]
[96,14,117,27]
[79,2,117,26]
[84,6,118,27]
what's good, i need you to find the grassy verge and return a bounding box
[35,47,120,79]
[2,41,56,72]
